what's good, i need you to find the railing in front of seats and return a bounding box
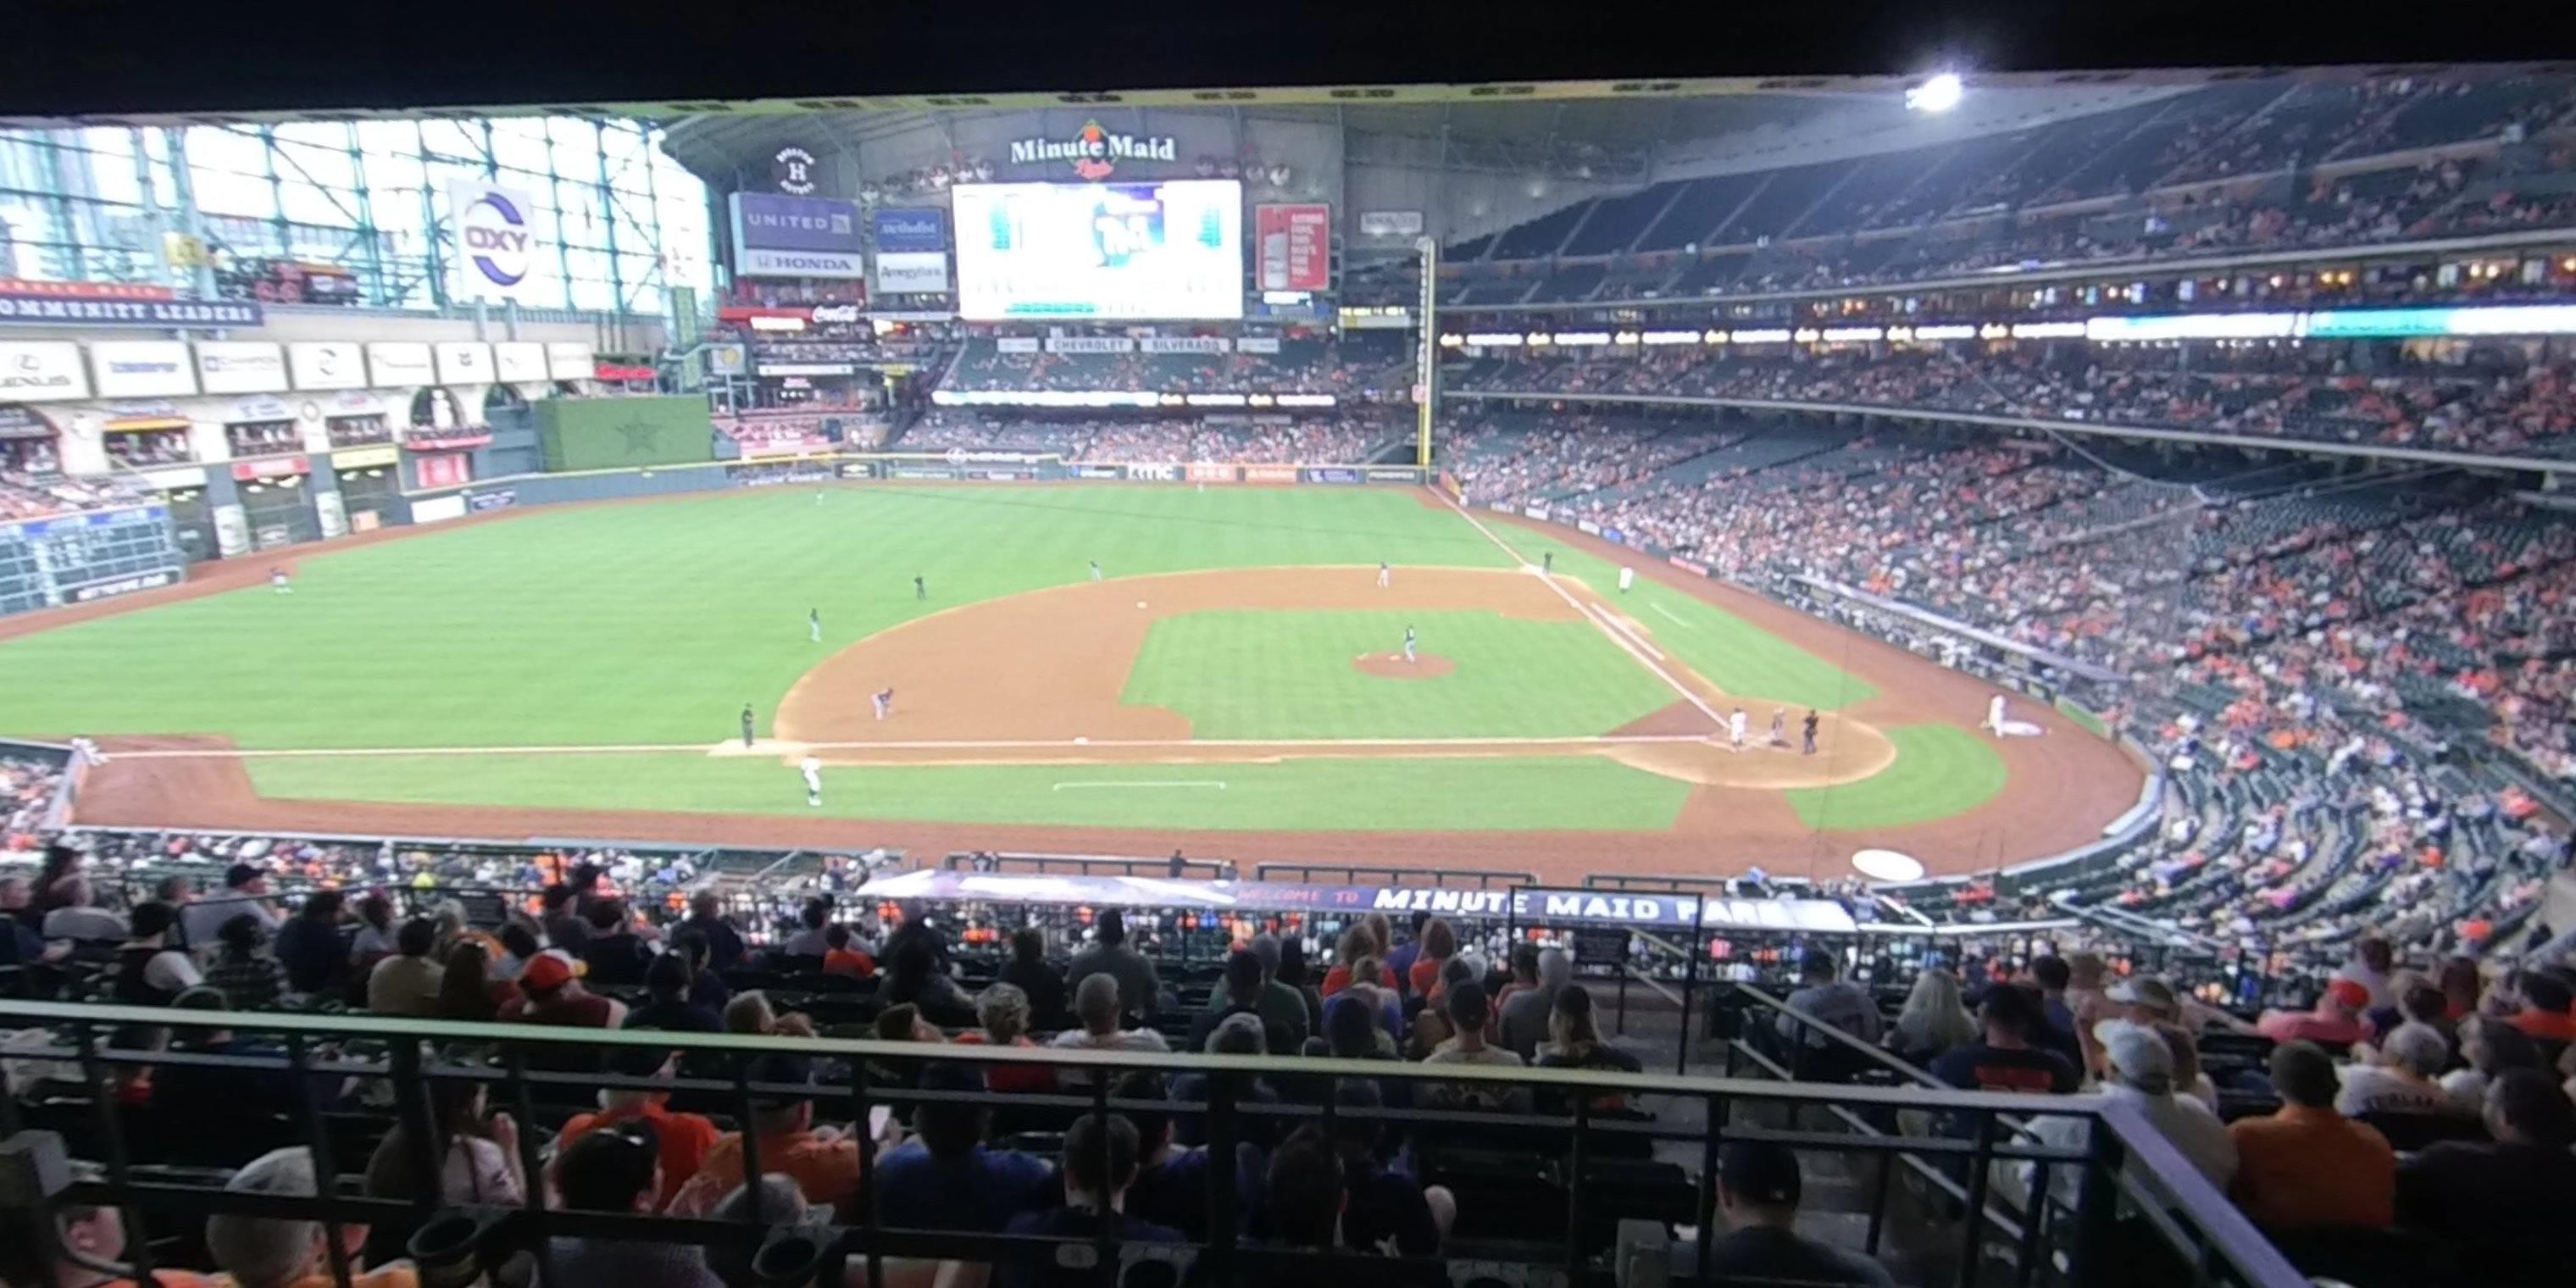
[0,1000,2308,1288]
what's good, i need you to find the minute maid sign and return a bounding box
[1010,119,1177,180]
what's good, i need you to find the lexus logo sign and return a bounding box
[774,147,819,196]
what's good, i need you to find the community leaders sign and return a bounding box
[730,193,868,280]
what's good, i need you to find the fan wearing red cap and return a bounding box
[2256,977,2373,1047]
[498,948,627,1030]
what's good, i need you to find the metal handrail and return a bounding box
[0,997,2311,1288]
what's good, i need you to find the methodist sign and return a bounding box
[447,179,547,303]
[729,192,867,280]
[872,208,949,294]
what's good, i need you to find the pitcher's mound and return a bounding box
[1353,651,1454,679]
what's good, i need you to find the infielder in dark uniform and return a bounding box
[1802,710,1820,756]
[1542,552,1554,575]
[740,702,756,748]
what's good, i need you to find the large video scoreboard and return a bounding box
[952,180,1243,321]
[0,506,185,619]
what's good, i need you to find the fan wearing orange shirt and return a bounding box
[821,923,875,979]
[549,1046,719,1211]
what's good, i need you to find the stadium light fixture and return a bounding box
[1906,73,1964,114]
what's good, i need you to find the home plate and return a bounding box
[1052,780,1227,791]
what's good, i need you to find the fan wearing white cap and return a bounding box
[2017,1019,2235,1211]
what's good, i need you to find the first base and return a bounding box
[1074,736,1090,744]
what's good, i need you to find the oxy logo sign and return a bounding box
[448,180,542,302]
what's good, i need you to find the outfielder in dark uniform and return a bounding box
[913,575,927,601]
[741,702,757,748]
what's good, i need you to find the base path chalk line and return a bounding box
[1438,491,1727,724]
[101,732,1722,760]
[1581,602,1665,662]
[1052,780,1228,791]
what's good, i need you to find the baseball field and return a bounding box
[0,484,2144,879]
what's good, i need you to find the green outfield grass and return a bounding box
[0,486,1510,747]
[1480,524,1879,711]
[1780,724,2009,830]
[1121,608,1676,738]
[0,482,2012,836]
[243,751,1695,831]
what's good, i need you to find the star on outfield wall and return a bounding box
[615,420,658,453]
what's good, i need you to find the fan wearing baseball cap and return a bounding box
[2018,1019,2235,1212]
[2255,978,2371,1047]
[498,948,627,1030]
[1702,1140,1895,1287]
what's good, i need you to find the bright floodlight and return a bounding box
[1907,73,1964,114]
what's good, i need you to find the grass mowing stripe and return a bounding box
[1496,529,1877,710]
[1119,608,1676,738]
[1780,724,2007,830]
[246,751,1694,831]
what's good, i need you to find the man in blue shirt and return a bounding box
[998,1113,1184,1288]
[874,1063,1055,1232]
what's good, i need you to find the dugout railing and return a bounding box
[0,999,2309,1288]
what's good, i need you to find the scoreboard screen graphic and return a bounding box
[0,505,184,619]
[952,180,1243,321]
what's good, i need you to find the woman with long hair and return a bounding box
[1319,924,1374,997]
[362,1074,525,1208]
[1888,969,1978,1063]
[349,893,397,970]
[1535,984,1642,1112]
[435,941,502,1022]
[1407,919,1458,998]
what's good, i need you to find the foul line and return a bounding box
[1436,492,1726,724]
[1052,780,1228,791]
[1581,602,1665,661]
[1650,602,1694,628]
[100,732,1721,760]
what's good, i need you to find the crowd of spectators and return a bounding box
[901,412,1392,464]
[0,469,154,523]
[101,430,196,469]
[942,337,1407,400]
[1451,344,2576,458]
[1344,73,2576,308]
[9,847,2576,1285]
[1444,408,2574,972]
[1,752,68,851]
